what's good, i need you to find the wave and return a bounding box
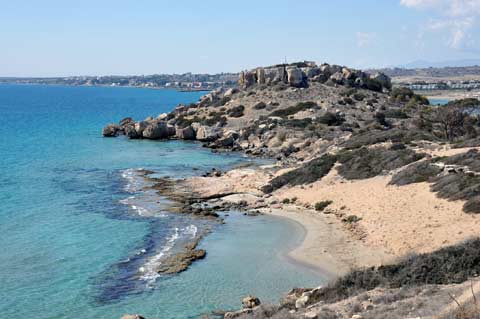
[120,168,145,193]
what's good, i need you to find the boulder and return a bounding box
[242,295,261,309]
[142,121,173,139]
[238,71,257,88]
[330,71,344,84]
[134,121,150,136]
[224,88,238,98]
[102,124,119,137]
[176,125,195,140]
[224,309,251,319]
[303,67,321,78]
[215,130,239,147]
[311,73,329,83]
[264,66,286,84]
[120,315,145,319]
[195,126,220,142]
[287,67,305,87]
[157,113,168,120]
[257,67,266,84]
[119,117,134,127]
[124,125,140,139]
[295,294,310,309]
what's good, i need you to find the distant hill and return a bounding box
[400,59,480,69]
[371,65,480,80]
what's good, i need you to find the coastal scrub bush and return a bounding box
[360,78,383,92]
[253,102,267,110]
[389,161,441,186]
[282,198,291,204]
[337,147,425,180]
[383,108,408,119]
[317,112,345,126]
[227,105,245,118]
[269,101,317,118]
[262,154,337,193]
[342,215,361,223]
[342,128,437,150]
[315,200,332,211]
[353,92,366,101]
[307,238,480,305]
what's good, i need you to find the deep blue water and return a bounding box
[0,85,324,319]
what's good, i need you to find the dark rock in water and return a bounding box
[120,315,145,319]
[124,125,140,139]
[102,124,119,137]
[156,246,206,274]
[119,117,135,127]
[242,295,261,309]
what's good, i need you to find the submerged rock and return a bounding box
[120,315,145,319]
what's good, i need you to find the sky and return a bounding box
[1,0,480,77]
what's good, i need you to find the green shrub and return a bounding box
[263,154,337,193]
[227,105,245,118]
[337,147,425,180]
[317,112,345,126]
[315,200,332,211]
[342,215,361,223]
[269,101,317,118]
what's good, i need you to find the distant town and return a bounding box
[0,73,238,91]
[3,65,480,95]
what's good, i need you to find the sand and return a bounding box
[184,155,480,277]
[275,167,480,257]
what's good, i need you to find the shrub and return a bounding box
[227,105,245,118]
[318,112,345,126]
[263,154,337,193]
[315,200,332,211]
[384,109,408,119]
[269,102,317,118]
[342,215,361,223]
[308,238,480,304]
[337,147,425,180]
[361,78,383,92]
[253,102,267,110]
[389,161,442,186]
[353,92,366,101]
[282,198,290,204]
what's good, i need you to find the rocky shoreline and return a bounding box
[108,61,480,318]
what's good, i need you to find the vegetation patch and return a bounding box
[317,112,345,126]
[315,200,333,212]
[262,154,337,193]
[308,238,480,304]
[269,101,317,118]
[253,102,267,110]
[389,161,442,186]
[342,128,436,149]
[337,147,425,180]
[227,105,245,118]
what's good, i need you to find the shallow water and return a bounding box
[0,84,325,319]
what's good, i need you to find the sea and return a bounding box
[0,84,325,319]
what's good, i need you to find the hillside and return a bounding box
[104,62,480,319]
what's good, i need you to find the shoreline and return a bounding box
[265,206,394,279]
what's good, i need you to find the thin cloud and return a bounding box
[400,0,480,50]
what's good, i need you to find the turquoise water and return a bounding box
[0,85,324,319]
[429,98,450,105]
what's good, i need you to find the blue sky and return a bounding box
[1,0,480,76]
